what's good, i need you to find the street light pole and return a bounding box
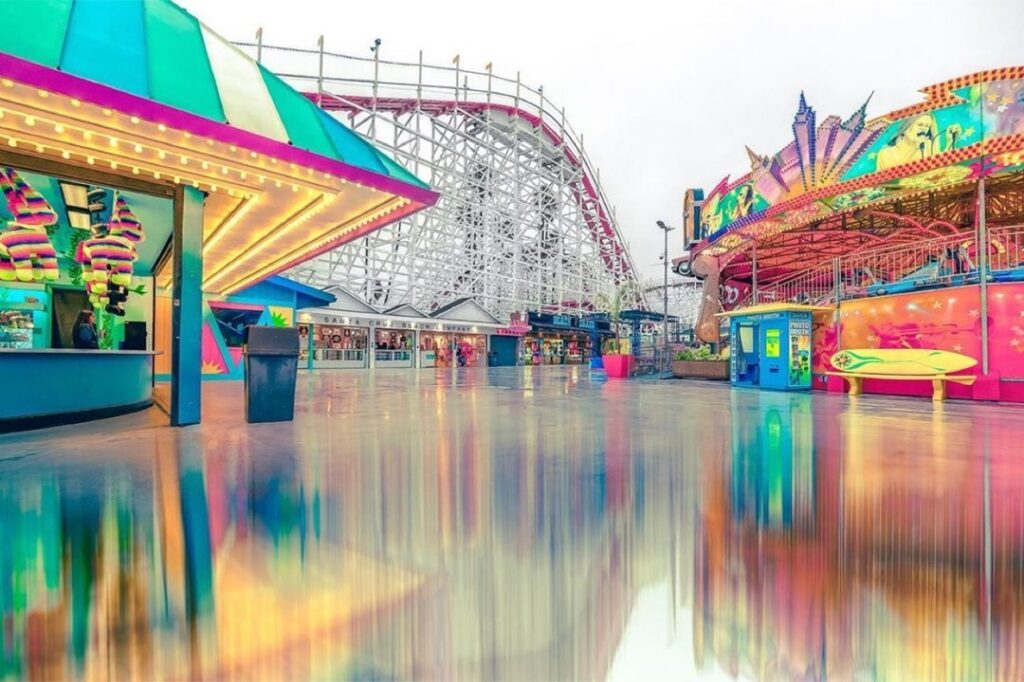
[657,220,676,375]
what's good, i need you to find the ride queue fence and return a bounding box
[745,224,1024,307]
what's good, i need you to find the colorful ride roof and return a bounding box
[687,67,1024,284]
[0,0,438,294]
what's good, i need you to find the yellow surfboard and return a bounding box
[830,348,977,376]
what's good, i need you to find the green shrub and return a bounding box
[674,345,720,362]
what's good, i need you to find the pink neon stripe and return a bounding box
[0,52,439,206]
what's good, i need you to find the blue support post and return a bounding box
[307,323,315,370]
[170,186,204,426]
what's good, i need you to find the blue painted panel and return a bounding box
[227,279,295,306]
[170,186,203,426]
[60,0,149,98]
[0,352,152,419]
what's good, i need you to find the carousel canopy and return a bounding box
[688,67,1024,287]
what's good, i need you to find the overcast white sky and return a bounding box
[182,0,1022,280]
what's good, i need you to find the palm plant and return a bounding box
[596,281,642,355]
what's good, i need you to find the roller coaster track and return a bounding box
[237,41,641,319]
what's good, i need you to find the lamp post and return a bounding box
[657,220,675,375]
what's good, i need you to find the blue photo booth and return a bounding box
[718,304,828,391]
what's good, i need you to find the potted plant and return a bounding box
[672,344,729,380]
[596,283,641,379]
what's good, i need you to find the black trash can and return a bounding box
[243,325,300,424]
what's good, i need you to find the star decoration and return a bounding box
[932,300,943,310]
[970,309,980,318]
[1012,339,1021,348]
[867,335,878,343]
[953,344,963,352]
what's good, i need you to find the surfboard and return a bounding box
[829,348,977,376]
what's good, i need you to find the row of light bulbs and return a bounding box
[204,194,337,290]
[0,82,383,196]
[223,197,412,294]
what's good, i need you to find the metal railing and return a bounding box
[318,349,365,362]
[375,350,413,362]
[748,224,1024,306]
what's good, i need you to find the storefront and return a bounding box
[523,313,607,365]
[419,329,487,368]
[374,324,416,368]
[304,321,369,369]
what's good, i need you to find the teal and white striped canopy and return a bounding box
[0,0,427,189]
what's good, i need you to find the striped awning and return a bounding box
[0,0,427,190]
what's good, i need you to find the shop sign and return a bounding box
[576,318,596,331]
[552,314,572,327]
[496,326,527,336]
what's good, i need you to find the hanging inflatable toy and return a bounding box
[0,167,60,282]
[75,192,145,315]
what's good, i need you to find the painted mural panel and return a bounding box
[810,283,1024,379]
[842,86,982,180]
[700,183,769,236]
[698,72,1024,245]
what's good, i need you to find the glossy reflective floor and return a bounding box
[2,368,1024,681]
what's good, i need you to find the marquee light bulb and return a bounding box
[24,116,34,126]
[130,116,140,124]
[54,123,64,133]
[134,143,143,153]
[158,124,167,132]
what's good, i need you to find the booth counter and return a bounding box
[0,349,157,431]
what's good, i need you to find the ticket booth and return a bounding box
[717,304,826,391]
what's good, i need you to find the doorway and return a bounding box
[51,288,90,349]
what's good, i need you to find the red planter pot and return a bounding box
[603,354,634,379]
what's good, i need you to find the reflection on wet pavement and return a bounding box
[1,367,1023,680]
